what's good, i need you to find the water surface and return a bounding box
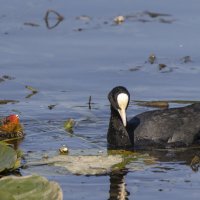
[1,0,200,199]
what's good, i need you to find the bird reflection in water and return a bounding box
[108,170,129,200]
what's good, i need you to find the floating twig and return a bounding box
[0,100,19,104]
[44,9,64,29]
[88,96,92,110]
[24,22,40,27]
[144,11,171,18]
[2,75,15,80]
[48,104,57,110]
[25,85,38,99]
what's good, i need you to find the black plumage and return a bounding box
[107,86,200,149]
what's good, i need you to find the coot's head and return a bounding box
[108,86,130,127]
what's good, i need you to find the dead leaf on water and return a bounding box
[135,100,169,109]
[0,100,19,105]
[0,75,15,83]
[133,100,200,107]
[144,11,171,18]
[180,56,192,63]
[148,53,156,64]
[169,100,200,104]
[129,66,142,71]
[190,155,200,172]
[114,15,125,24]
[158,63,167,70]
[59,145,69,154]
[2,75,15,80]
[48,104,57,110]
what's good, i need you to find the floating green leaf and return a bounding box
[0,175,63,200]
[64,118,75,133]
[25,85,38,93]
[0,142,21,173]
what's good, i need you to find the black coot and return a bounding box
[107,86,200,149]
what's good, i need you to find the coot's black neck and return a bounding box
[107,106,132,149]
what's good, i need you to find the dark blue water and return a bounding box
[1,0,200,199]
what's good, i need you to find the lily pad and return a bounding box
[25,149,157,176]
[50,154,123,175]
[0,175,63,200]
[0,142,21,173]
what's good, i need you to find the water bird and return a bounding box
[107,86,200,149]
[0,114,24,139]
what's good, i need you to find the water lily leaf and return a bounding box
[46,154,123,175]
[26,151,123,176]
[25,150,157,176]
[0,191,15,200]
[0,142,21,173]
[0,175,63,200]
